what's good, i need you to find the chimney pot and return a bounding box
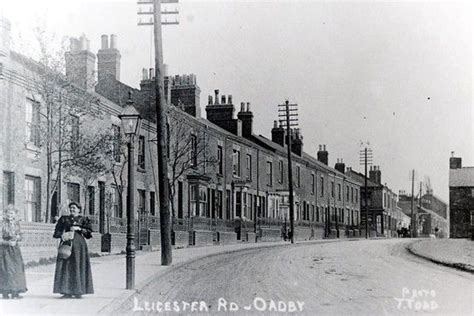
[149,68,154,79]
[246,102,250,112]
[142,68,148,80]
[208,95,213,105]
[319,145,322,151]
[240,102,245,112]
[228,95,232,104]
[163,64,169,77]
[214,90,219,105]
[101,34,109,49]
[221,95,226,104]
[110,34,117,49]
[273,120,278,128]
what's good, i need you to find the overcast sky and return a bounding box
[2,0,473,201]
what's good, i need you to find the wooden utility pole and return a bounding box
[137,0,179,265]
[359,143,372,239]
[278,100,299,244]
[410,169,415,238]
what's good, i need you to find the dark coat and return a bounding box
[53,215,94,295]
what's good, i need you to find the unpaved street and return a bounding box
[117,239,473,315]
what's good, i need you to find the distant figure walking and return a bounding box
[53,202,94,298]
[0,205,27,299]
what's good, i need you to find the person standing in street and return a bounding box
[53,202,94,298]
[0,204,27,299]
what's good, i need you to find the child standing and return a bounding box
[0,205,27,299]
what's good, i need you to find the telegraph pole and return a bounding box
[359,143,372,239]
[410,169,415,238]
[278,100,298,244]
[137,0,179,265]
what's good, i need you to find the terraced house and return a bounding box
[0,19,362,264]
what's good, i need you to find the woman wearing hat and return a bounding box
[0,205,27,299]
[53,202,94,298]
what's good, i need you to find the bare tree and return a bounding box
[20,27,113,222]
[167,109,218,219]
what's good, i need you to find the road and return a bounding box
[116,239,473,315]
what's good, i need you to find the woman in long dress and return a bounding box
[53,202,94,298]
[0,205,27,299]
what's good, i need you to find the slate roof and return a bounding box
[449,167,474,187]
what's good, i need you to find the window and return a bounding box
[71,115,80,152]
[320,176,324,197]
[316,206,320,222]
[312,204,315,221]
[138,189,146,214]
[217,190,223,219]
[199,186,207,217]
[338,183,342,201]
[3,171,15,207]
[232,149,241,177]
[226,189,231,219]
[236,191,242,217]
[217,145,223,175]
[111,186,121,218]
[355,189,359,203]
[346,185,350,201]
[25,100,40,146]
[190,134,197,168]
[331,182,335,198]
[311,174,315,195]
[296,166,300,187]
[88,186,95,215]
[67,182,80,203]
[138,135,145,169]
[112,125,121,162]
[24,176,41,222]
[266,161,273,186]
[351,187,354,203]
[278,160,284,183]
[246,154,252,181]
[150,192,156,216]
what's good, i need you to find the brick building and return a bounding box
[398,191,448,238]
[0,20,363,263]
[346,166,399,237]
[449,155,474,238]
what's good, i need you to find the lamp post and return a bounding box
[119,95,142,290]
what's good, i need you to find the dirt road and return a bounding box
[116,239,473,315]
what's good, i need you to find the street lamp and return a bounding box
[119,94,142,290]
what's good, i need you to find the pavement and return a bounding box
[407,238,474,273]
[0,240,302,316]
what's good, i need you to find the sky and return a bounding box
[2,0,473,201]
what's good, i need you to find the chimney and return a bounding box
[237,101,253,138]
[205,89,239,135]
[291,128,303,156]
[369,165,382,184]
[65,35,96,92]
[271,120,285,146]
[449,152,462,169]
[97,34,121,83]
[169,73,201,117]
[317,144,328,165]
[0,18,11,60]
[335,158,345,174]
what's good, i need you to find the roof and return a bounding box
[449,167,474,187]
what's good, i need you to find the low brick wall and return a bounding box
[260,227,281,242]
[245,232,256,243]
[353,229,360,238]
[20,222,58,264]
[192,230,214,247]
[347,229,354,238]
[312,226,325,240]
[173,230,190,248]
[101,233,126,254]
[149,229,161,250]
[217,231,237,245]
[294,226,312,241]
[87,232,102,254]
[328,228,338,239]
[338,229,347,239]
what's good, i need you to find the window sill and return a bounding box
[137,167,146,173]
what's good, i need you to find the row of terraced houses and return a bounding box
[0,19,417,264]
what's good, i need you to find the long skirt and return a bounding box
[0,244,27,293]
[53,233,94,295]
